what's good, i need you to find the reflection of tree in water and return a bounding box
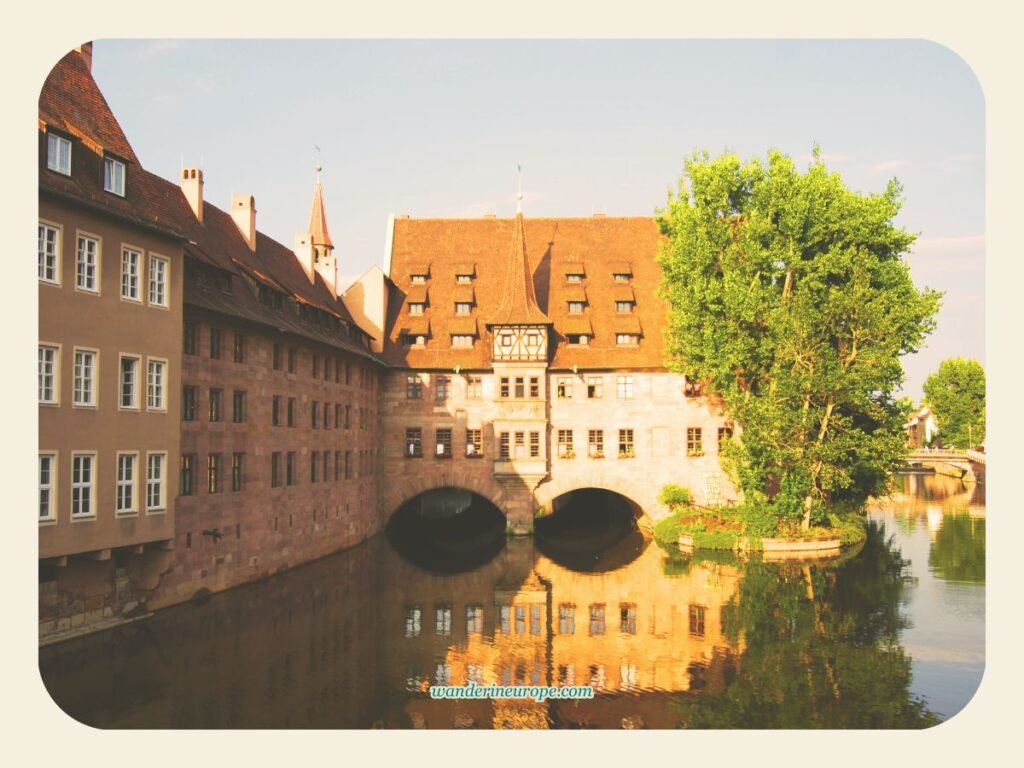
[929,516,985,584]
[672,520,940,728]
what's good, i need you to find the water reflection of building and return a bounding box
[379,539,742,728]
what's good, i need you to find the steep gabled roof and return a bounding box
[488,212,552,327]
[308,181,334,248]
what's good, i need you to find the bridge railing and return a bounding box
[966,449,987,465]
[907,448,968,459]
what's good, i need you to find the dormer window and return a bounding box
[456,274,472,284]
[615,301,635,314]
[568,301,585,315]
[104,156,126,196]
[568,334,590,346]
[411,274,427,285]
[46,133,71,176]
[409,303,424,316]
[452,335,474,348]
[616,333,640,346]
[455,302,472,316]
[454,263,475,284]
[613,273,630,283]
[610,262,633,283]
[566,273,582,284]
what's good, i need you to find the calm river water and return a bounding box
[39,475,984,729]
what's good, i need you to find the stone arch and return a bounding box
[383,471,509,521]
[534,471,670,526]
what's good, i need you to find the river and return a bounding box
[38,475,984,728]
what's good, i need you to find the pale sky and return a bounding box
[88,39,984,400]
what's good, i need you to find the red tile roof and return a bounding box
[308,181,333,248]
[488,212,552,327]
[382,216,668,370]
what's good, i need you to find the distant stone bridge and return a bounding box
[904,448,985,482]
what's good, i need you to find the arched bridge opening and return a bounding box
[385,487,506,574]
[534,488,650,572]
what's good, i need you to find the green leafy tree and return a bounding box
[657,149,941,529]
[922,358,986,448]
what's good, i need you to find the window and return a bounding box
[613,272,631,283]
[529,431,540,458]
[180,454,196,496]
[435,428,452,458]
[618,429,635,458]
[272,343,282,370]
[406,375,422,399]
[149,255,168,307]
[499,377,510,398]
[76,235,99,292]
[272,396,281,426]
[183,321,198,355]
[323,402,331,430]
[334,403,341,429]
[406,428,422,458]
[456,274,472,285]
[38,345,58,404]
[147,360,166,411]
[587,376,603,399]
[102,156,126,196]
[345,450,351,479]
[466,605,484,634]
[312,354,320,378]
[467,376,482,399]
[38,224,60,284]
[499,432,510,460]
[455,302,472,315]
[209,328,222,359]
[270,452,282,488]
[73,349,97,406]
[718,426,734,451]
[311,453,319,483]
[121,248,141,300]
[119,355,139,409]
[568,301,584,315]
[435,605,452,636]
[566,272,583,284]
[312,400,319,429]
[116,454,137,514]
[515,606,526,635]
[286,452,297,485]
[514,377,525,398]
[47,133,72,175]
[567,334,589,346]
[71,453,95,518]
[558,430,574,457]
[408,302,424,316]
[435,375,450,402]
[620,604,637,634]
[559,604,575,635]
[207,453,222,494]
[685,377,703,397]
[466,429,482,458]
[410,274,427,285]
[617,375,634,399]
[531,604,542,635]
[345,405,351,429]
[334,450,341,481]
[232,390,246,423]
[556,376,573,399]
[287,397,296,427]
[452,334,473,348]
[616,333,639,346]
[497,605,511,634]
[529,377,540,398]
[513,432,526,459]
[589,604,606,635]
[405,606,422,638]
[689,605,706,637]
[687,427,704,456]
[615,300,635,313]
[233,333,245,363]
[39,454,56,521]
[229,453,244,492]
[588,429,604,458]
[287,346,296,373]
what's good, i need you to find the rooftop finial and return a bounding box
[315,144,322,182]
[516,162,523,214]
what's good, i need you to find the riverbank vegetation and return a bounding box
[657,148,941,532]
[922,357,986,449]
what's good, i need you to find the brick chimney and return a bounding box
[180,167,204,223]
[76,42,93,72]
[230,194,257,251]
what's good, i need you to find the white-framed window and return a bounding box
[451,335,473,348]
[71,453,95,519]
[39,453,57,522]
[149,255,168,307]
[408,302,424,316]
[147,453,166,512]
[146,454,165,514]
[616,333,639,346]
[617,375,634,399]
[455,302,472,315]
[103,156,126,196]
[38,223,60,284]
[72,348,97,407]
[121,247,142,301]
[147,359,167,411]
[119,354,140,409]
[46,133,71,175]
[38,344,59,404]
[116,452,138,514]
[76,234,100,293]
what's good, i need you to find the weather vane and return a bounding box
[516,162,523,213]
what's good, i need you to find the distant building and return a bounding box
[905,405,938,448]
[38,44,736,638]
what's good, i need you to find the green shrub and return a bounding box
[659,484,691,509]
[736,502,780,538]
[692,529,740,550]
[653,513,684,549]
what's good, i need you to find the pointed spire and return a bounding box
[488,210,551,327]
[308,164,334,248]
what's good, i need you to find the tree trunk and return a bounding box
[802,401,835,530]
